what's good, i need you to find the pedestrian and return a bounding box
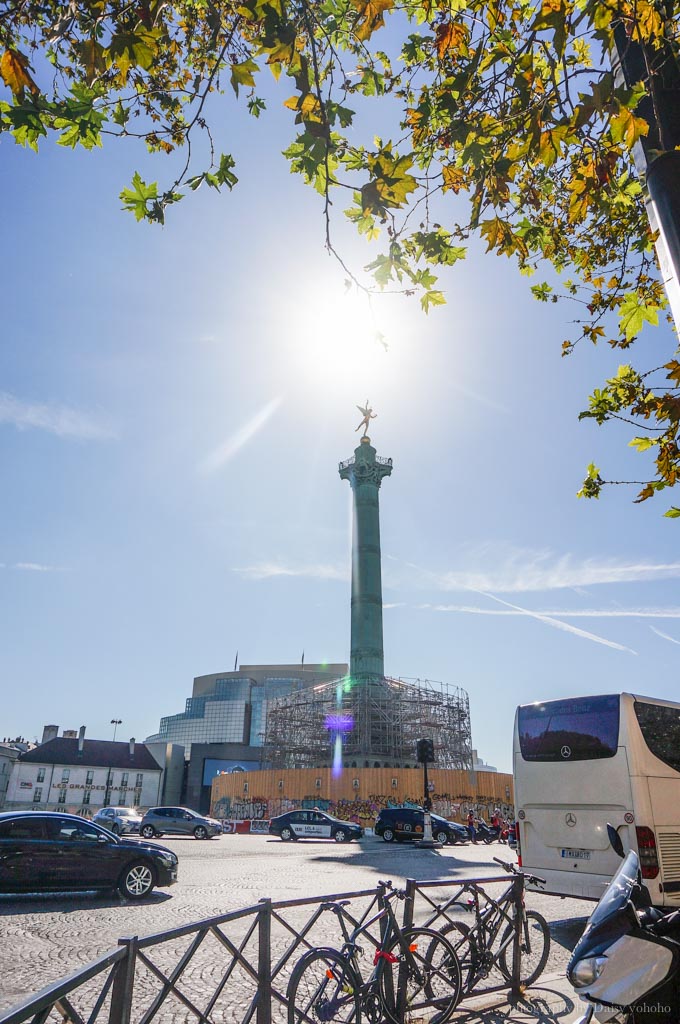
[467,809,477,843]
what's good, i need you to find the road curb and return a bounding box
[459,971,570,1013]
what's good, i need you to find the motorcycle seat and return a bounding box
[649,908,680,935]
[638,906,665,926]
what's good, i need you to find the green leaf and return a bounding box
[120,172,159,221]
[230,59,259,96]
[618,293,659,341]
[664,507,680,518]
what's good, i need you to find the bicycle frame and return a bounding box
[327,883,427,1017]
[414,873,526,995]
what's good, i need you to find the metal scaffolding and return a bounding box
[262,675,473,770]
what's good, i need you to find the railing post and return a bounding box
[510,878,522,998]
[403,879,416,931]
[108,937,137,1024]
[257,899,272,1024]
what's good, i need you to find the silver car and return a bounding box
[140,806,223,840]
[92,806,143,835]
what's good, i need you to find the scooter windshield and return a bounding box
[588,850,639,930]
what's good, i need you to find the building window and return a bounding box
[33,788,42,803]
[37,768,45,783]
[61,769,70,783]
[118,791,126,806]
[86,771,94,785]
[136,773,143,788]
[83,790,91,805]
[352,779,360,789]
[58,790,66,805]
[121,772,129,787]
[391,778,398,788]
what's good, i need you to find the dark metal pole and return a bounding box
[612,24,680,332]
[257,899,272,1024]
[109,937,137,1024]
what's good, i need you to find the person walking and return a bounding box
[467,809,477,843]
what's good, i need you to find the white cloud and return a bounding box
[234,561,348,582]
[426,605,680,618]
[650,625,680,646]
[407,547,680,594]
[199,397,282,473]
[463,589,637,654]
[12,563,65,572]
[0,392,116,440]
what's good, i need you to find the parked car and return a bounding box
[92,806,143,835]
[0,811,178,898]
[269,810,363,843]
[140,807,223,840]
[374,807,469,845]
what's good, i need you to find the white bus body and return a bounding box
[513,692,680,906]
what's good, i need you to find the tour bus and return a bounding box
[513,693,680,906]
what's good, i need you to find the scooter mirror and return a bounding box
[607,822,625,858]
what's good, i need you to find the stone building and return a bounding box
[5,727,164,813]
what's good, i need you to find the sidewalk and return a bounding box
[453,972,584,1023]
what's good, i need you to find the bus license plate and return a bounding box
[561,848,591,860]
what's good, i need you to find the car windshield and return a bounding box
[118,809,137,816]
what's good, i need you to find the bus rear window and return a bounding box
[634,701,680,773]
[518,695,620,762]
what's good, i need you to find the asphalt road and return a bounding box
[0,833,591,1018]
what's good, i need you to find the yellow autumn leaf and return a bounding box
[610,107,649,149]
[0,49,39,99]
[435,20,469,60]
[442,164,466,192]
[350,0,394,41]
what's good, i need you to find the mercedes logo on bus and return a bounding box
[561,745,572,758]
[565,812,577,827]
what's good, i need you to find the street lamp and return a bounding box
[110,719,122,741]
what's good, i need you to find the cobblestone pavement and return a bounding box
[0,835,591,1021]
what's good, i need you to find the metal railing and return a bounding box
[0,874,534,1024]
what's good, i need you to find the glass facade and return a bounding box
[146,669,346,757]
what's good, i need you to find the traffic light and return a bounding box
[416,738,435,764]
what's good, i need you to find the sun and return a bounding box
[289,280,390,392]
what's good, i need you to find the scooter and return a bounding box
[474,820,501,844]
[568,824,680,1023]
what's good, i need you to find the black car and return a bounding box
[374,807,469,845]
[0,811,178,899]
[269,810,363,843]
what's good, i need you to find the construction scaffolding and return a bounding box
[262,675,473,770]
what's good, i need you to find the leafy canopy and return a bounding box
[2,0,680,510]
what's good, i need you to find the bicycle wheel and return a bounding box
[379,927,461,1024]
[498,910,551,988]
[439,920,479,993]
[287,948,362,1024]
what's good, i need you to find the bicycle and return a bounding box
[431,858,550,995]
[286,879,462,1024]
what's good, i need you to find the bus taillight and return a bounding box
[516,821,522,867]
[635,826,660,879]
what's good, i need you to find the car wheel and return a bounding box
[141,825,156,839]
[334,828,349,843]
[111,823,121,835]
[435,830,449,845]
[382,827,395,843]
[280,826,295,842]
[119,861,155,899]
[194,825,208,840]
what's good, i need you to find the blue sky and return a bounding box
[2,68,679,774]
